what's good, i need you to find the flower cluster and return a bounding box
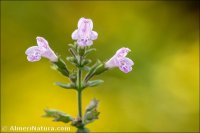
[25,18,134,73]
[25,17,134,133]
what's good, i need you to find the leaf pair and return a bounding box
[43,99,100,128]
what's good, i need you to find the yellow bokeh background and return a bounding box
[1,1,199,132]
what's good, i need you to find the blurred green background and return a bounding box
[1,1,199,132]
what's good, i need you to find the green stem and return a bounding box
[77,56,82,118]
[78,79,82,117]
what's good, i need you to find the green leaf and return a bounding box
[84,48,96,57]
[94,64,108,75]
[69,72,77,83]
[86,80,104,87]
[43,109,73,123]
[84,60,102,82]
[68,43,75,48]
[81,59,92,66]
[66,56,77,64]
[68,42,78,51]
[55,82,75,89]
[69,48,78,58]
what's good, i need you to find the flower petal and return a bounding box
[118,57,133,73]
[36,36,49,49]
[105,55,120,68]
[123,57,134,66]
[91,31,98,40]
[72,29,78,40]
[25,46,40,55]
[116,47,131,57]
[77,39,93,46]
[88,19,93,30]
[78,17,85,28]
[25,46,42,62]
[119,65,132,73]
[27,54,41,62]
[86,40,93,46]
[41,49,58,62]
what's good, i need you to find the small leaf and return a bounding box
[69,72,77,83]
[69,48,78,58]
[43,109,73,123]
[81,59,92,66]
[87,80,104,87]
[68,43,75,48]
[55,82,75,89]
[52,58,70,77]
[84,110,100,124]
[94,64,108,75]
[68,42,78,51]
[82,66,91,71]
[66,56,77,64]
[84,48,96,57]
[84,60,102,82]
[83,99,100,125]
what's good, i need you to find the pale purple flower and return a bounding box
[105,47,134,73]
[25,37,58,62]
[71,17,98,46]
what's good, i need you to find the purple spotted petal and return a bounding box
[118,57,134,73]
[119,65,132,73]
[25,46,42,62]
[77,39,93,46]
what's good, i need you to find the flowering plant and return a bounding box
[25,17,134,133]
